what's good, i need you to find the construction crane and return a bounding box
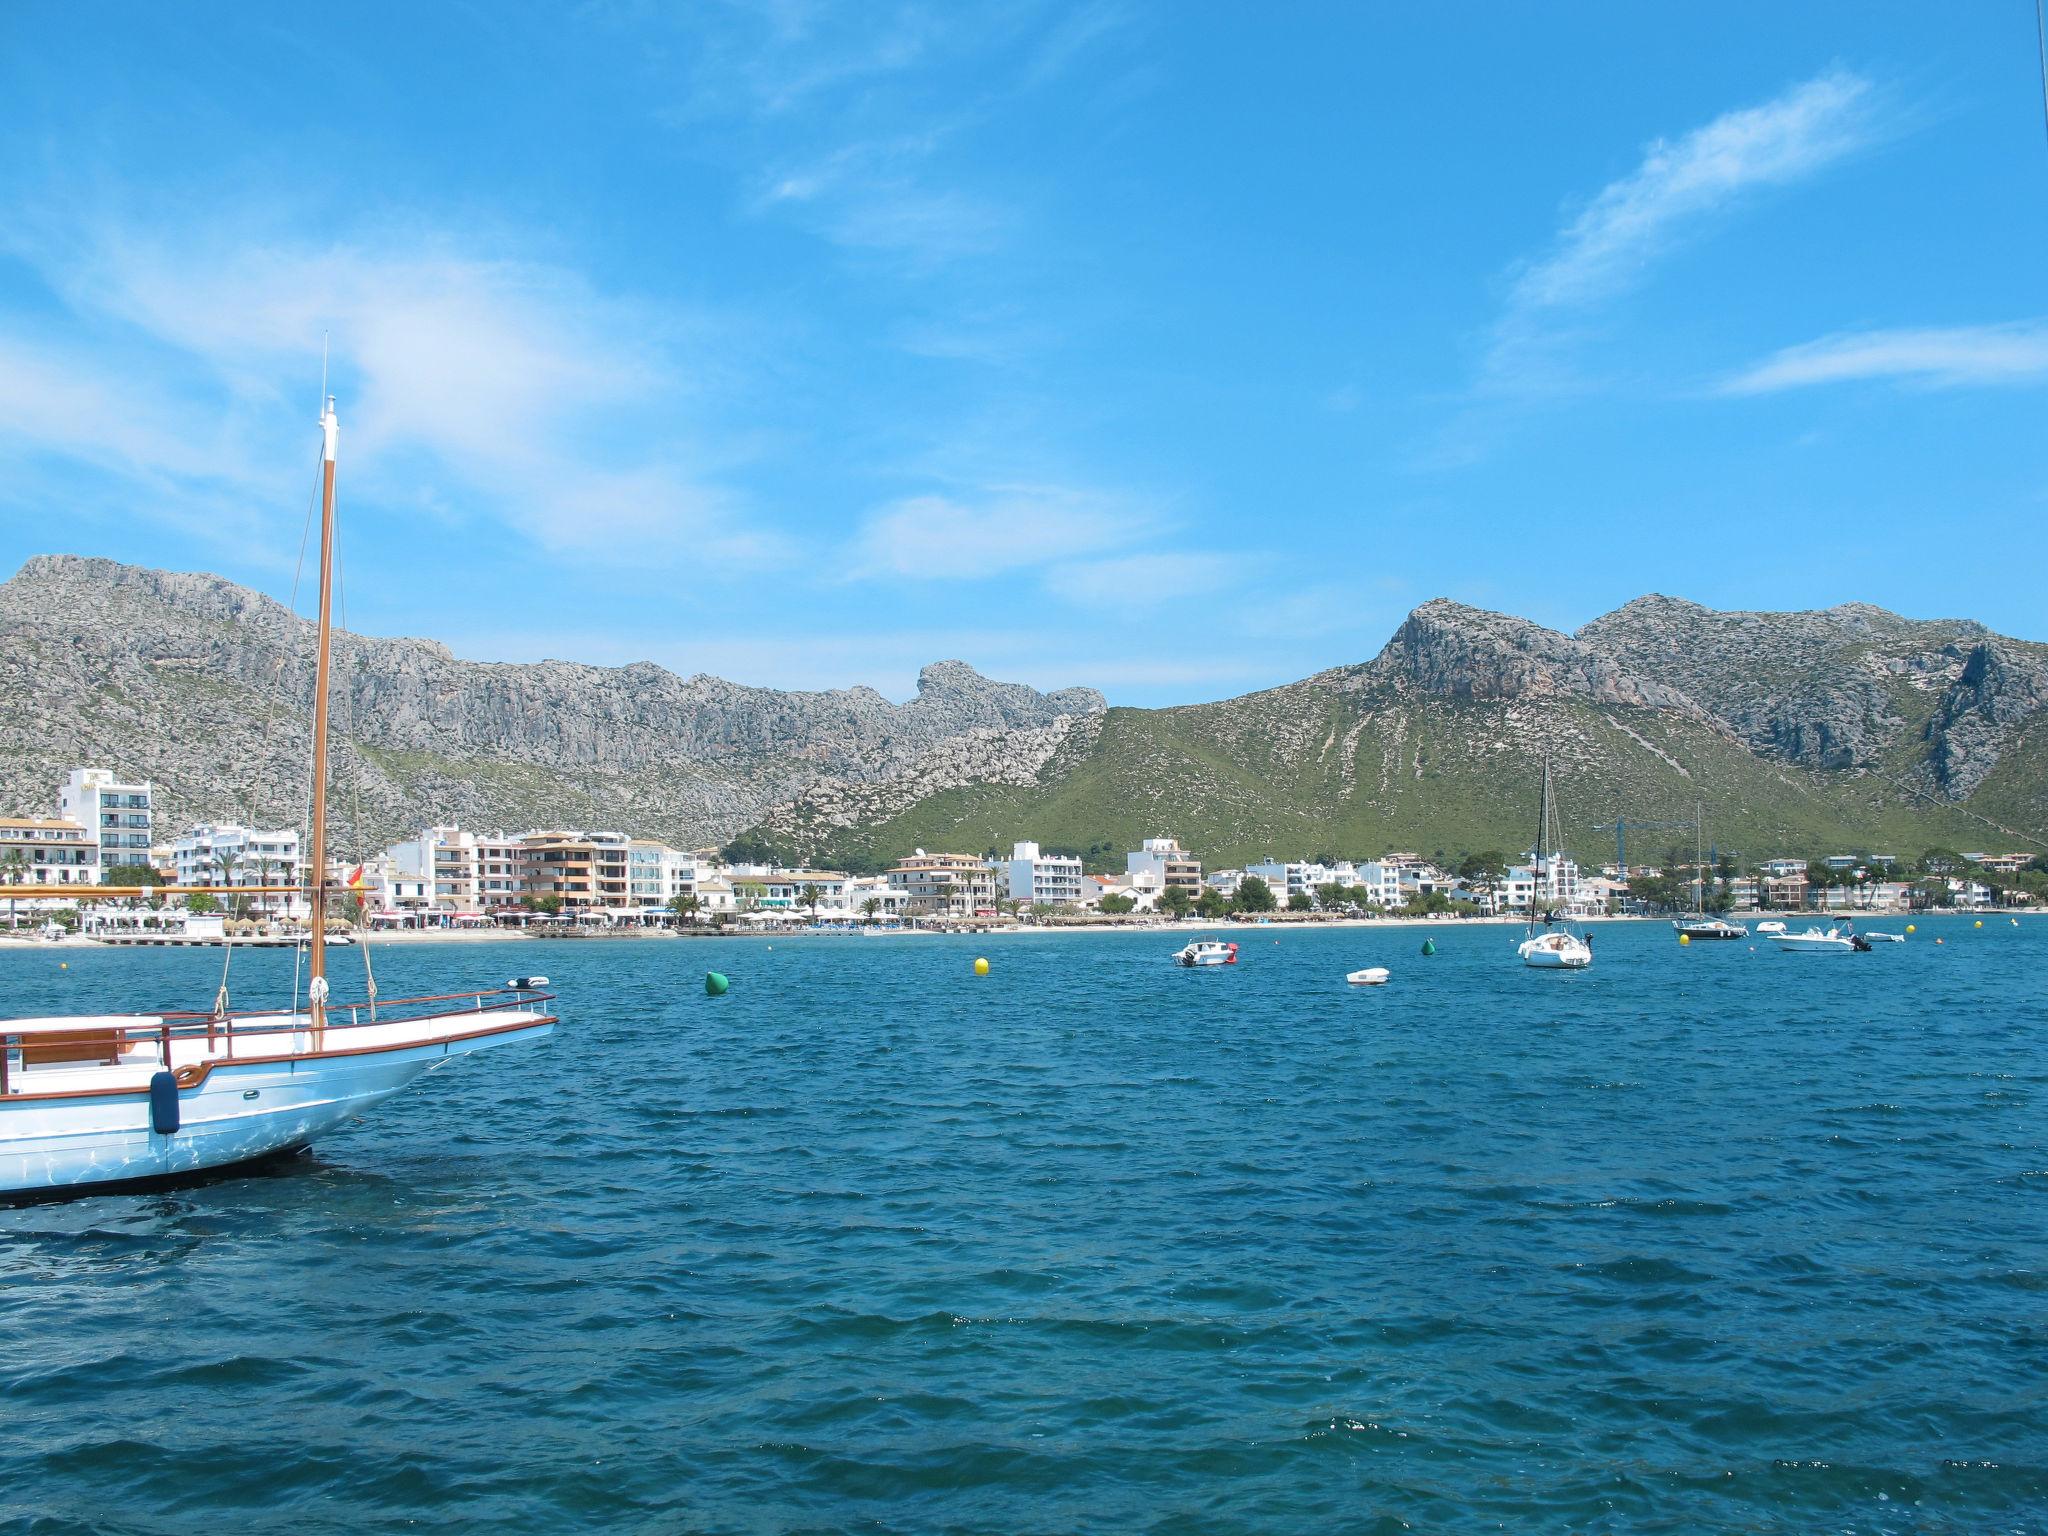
[1591,815,1697,889]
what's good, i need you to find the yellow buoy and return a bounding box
[1678,933,1691,945]
[973,956,989,976]
[1905,924,1916,934]
[1974,920,1983,928]
[59,961,68,970]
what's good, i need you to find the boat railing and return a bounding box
[0,984,555,1096]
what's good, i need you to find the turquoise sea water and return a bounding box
[2,917,2044,1534]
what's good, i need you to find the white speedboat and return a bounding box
[1518,755,1592,971]
[0,392,557,1200]
[1770,925,1856,955]
[1346,967,1390,985]
[1174,940,1238,967]
[1755,920,1787,935]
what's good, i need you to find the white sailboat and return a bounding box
[1517,755,1592,970]
[1671,803,1746,940]
[1,392,557,1200]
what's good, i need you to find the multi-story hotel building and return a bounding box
[518,830,630,914]
[0,818,99,890]
[886,850,1000,917]
[1126,836,1202,898]
[1006,841,1083,906]
[171,824,304,915]
[57,767,154,877]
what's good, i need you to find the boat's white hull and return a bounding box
[1519,934,1591,969]
[2,1014,553,1197]
[1770,935,1854,955]
[1346,967,1390,985]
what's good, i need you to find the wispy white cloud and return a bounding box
[1484,68,1884,392]
[0,212,778,565]
[849,484,1151,580]
[757,130,1012,266]
[1719,320,2048,394]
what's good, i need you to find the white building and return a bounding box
[1246,859,1321,903]
[1499,856,1585,913]
[844,874,911,921]
[1006,841,1083,906]
[1127,836,1201,899]
[58,767,154,878]
[1350,861,1408,910]
[0,818,99,893]
[172,824,304,915]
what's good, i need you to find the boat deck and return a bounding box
[2,987,556,1098]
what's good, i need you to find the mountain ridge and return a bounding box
[2,555,2044,864]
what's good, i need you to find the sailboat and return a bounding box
[0,392,558,1199]
[1672,802,1746,939]
[1516,755,1593,970]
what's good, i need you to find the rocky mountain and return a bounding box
[0,556,1104,850]
[746,594,2048,870]
[3,555,2043,869]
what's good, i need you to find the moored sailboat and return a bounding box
[1516,755,1592,971]
[1,392,557,1199]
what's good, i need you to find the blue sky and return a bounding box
[2,3,2045,704]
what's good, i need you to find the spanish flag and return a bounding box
[346,865,365,890]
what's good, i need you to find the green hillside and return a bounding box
[754,693,2018,874]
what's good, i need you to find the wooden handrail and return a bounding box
[3,987,552,1042]
[0,885,309,901]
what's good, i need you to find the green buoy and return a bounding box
[705,971,729,996]
[1420,938,1436,956]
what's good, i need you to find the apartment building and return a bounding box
[57,767,155,876]
[732,871,852,914]
[171,824,304,915]
[1006,841,1083,906]
[0,818,98,889]
[1498,856,1585,913]
[886,850,1000,916]
[518,829,630,914]
[1126,836,1201,898]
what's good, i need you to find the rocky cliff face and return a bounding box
[1575,593,2046,796]
[0,556,1104,847]
[1924,639,2048,797]
[1364,598,1700,711]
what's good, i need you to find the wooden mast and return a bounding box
[307,394,339,1027]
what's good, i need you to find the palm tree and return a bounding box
[801,883,823,922]
[0,848,26,930]
[211,847,245,918]
[859,895,882,924]
[250,853,278,921]
[668,891,701,928]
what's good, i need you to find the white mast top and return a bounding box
[321,395,339,463]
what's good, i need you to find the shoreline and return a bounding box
[5,907,2035,949]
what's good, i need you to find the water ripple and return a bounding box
[3,917,2045,1532]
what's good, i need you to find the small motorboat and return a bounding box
[1346,967,1390,985]
[1174,940,1238,967]
[1755,920,1787,935]
[1770,925,1856,955]
[1862,931,1906,943]
[1673,915,1747,940]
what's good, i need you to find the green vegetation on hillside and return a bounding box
[754,695,2026,873]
